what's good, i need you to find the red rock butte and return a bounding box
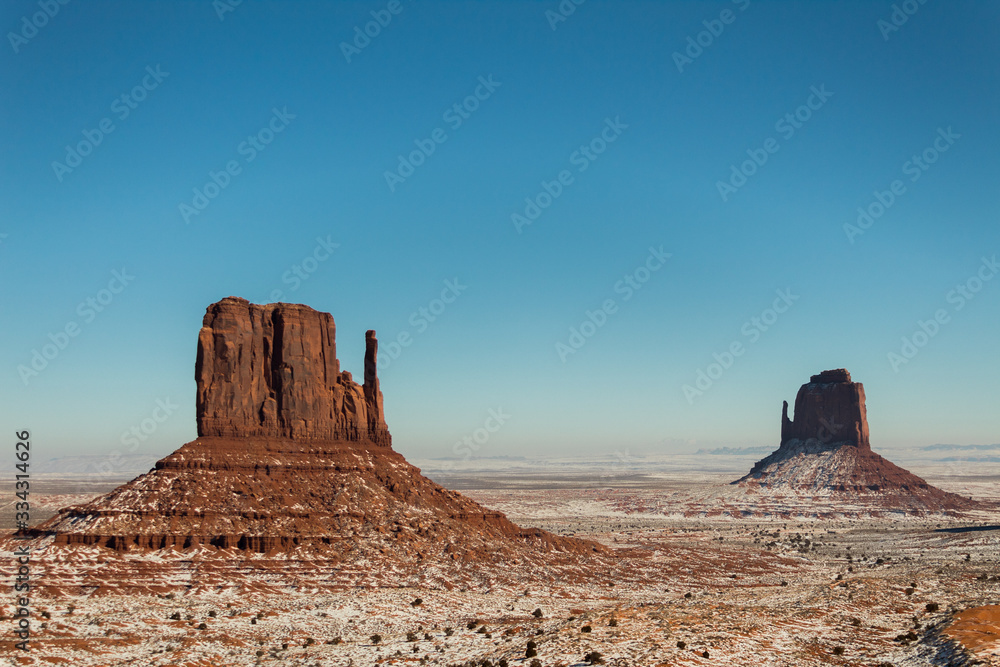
[195,297,390,445]
[736,368,979,513]
[22,297,601,563]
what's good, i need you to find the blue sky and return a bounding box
[2,0,998,467]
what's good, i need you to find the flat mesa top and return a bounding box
[809,369,852,383]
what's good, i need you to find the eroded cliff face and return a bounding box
[780,369,870,450]
[195,297,390,446]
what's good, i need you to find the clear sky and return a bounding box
[2,0,998,468]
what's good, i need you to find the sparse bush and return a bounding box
[169,612,181,620]
[905,587,915,596]
[925,602,940,613]
[676,640,686,649]
[445,627,454,636]
[532,608,543,618]
[41,611,51,619]
[407,631,418,642]
[608,617,618,627]
[197,622,207,630]
[584,651,605,664]
[208,610,217,617]
[305,637,316,646]
[371,634,382,644]
[526,639,538,657]
[833,646,845,655]
[702,650,710,658]
[467,620,479,630]
[499,660,509,667]
[581,625,592,633]
[781,581,788,587]
[851,618,861,627]
[529,660,542,667]
[411,598,423,607]
[477,626,488,634]
[328,637,342,645]
[684,592,693,599]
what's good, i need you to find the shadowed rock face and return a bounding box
[780,368,870,451]
[195,297,390,446]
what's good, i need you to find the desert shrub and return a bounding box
[328,637,342,645]
[676,640,686,649]
[250,617,257,625]
[905,587,915,596]
[702,650,710,658]
[445,627,454,636]
[477,626,488,634]
[499,660,508,667]
[529,660,542,667]
[833,646,845,655]
[684,592,693,599]
[851,618,861,627]
[608,617,618,627]
[169,612,181,620]
[584,651,605,664]
[371,634,382,644]
[532,608,543,618]
[304,637,315,646]
[412,598,423,607]
[581,625,592,633]
[467,620,479,629]
[407,631,418,642]
[208,610,217,617]
[526,639,538,657]
[925,602,940,613]
[197,623,207,630]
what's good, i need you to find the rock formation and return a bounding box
[23,297,599,568]
[735,369,978,512]
[195,297,390,446]
[780,369,869,450]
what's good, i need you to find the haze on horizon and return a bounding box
[1,0,998,466]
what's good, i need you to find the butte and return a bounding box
[733,369,979,513]
[17,297,603,591]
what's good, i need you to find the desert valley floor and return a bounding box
[2,458,999,667]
